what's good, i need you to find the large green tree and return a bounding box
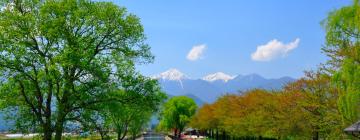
[105,87,165,140]
[0,0,155,140]
[158,96,197,138]
[323,0,360,124]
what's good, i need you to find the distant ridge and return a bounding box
[153,69,296,103]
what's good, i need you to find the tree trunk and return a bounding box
[100,133,104,140]
[54,120,64,140]
[54,110,65,140]
[132,134,136,140]
[43,124,52,140]
[54,81,71,140]
[117,129,128,140]
[43,107,53,140]
[174,129,177,138]
[117,132,121,140]
[42,117,53,140]
[97,126,109,140]
[312,131,319,140]
[121,130,128,140]
[100,130,109,140]
[177,129,182,139]
[117,129,123,140]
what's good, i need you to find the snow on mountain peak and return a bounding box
[153,68,188,80]
[202,72,235,82]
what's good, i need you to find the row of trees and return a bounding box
[191,71,343,139]
[0,0,166,140]
[191,0,360,139]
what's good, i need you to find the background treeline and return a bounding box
[190,71,343,139]
[191,1,360,139]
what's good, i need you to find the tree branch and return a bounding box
[16,79,44,125]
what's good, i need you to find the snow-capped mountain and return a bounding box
[202,72,235,82]
[153,69,296,103]
[152,68,188,80]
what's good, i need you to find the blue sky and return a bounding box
[113,0,352,79]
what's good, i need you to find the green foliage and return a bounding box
[105,90,163,140]
[190,72,345,139]
[322,0,360,123]
[78,78,166,140]
[287,72,343,139]
[158,96,197,137]
[0,0,157,139]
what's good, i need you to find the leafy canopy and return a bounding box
[323,0,360,123]
[0,0,157,139]
[159,96,197,134]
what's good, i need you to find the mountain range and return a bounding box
[152,69,295,103]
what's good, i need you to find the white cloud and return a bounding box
[251,38,300,61]
[187,44,207,61]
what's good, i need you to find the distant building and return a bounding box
[344,121,360,138]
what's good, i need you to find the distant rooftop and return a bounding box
[344,121,360,138]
